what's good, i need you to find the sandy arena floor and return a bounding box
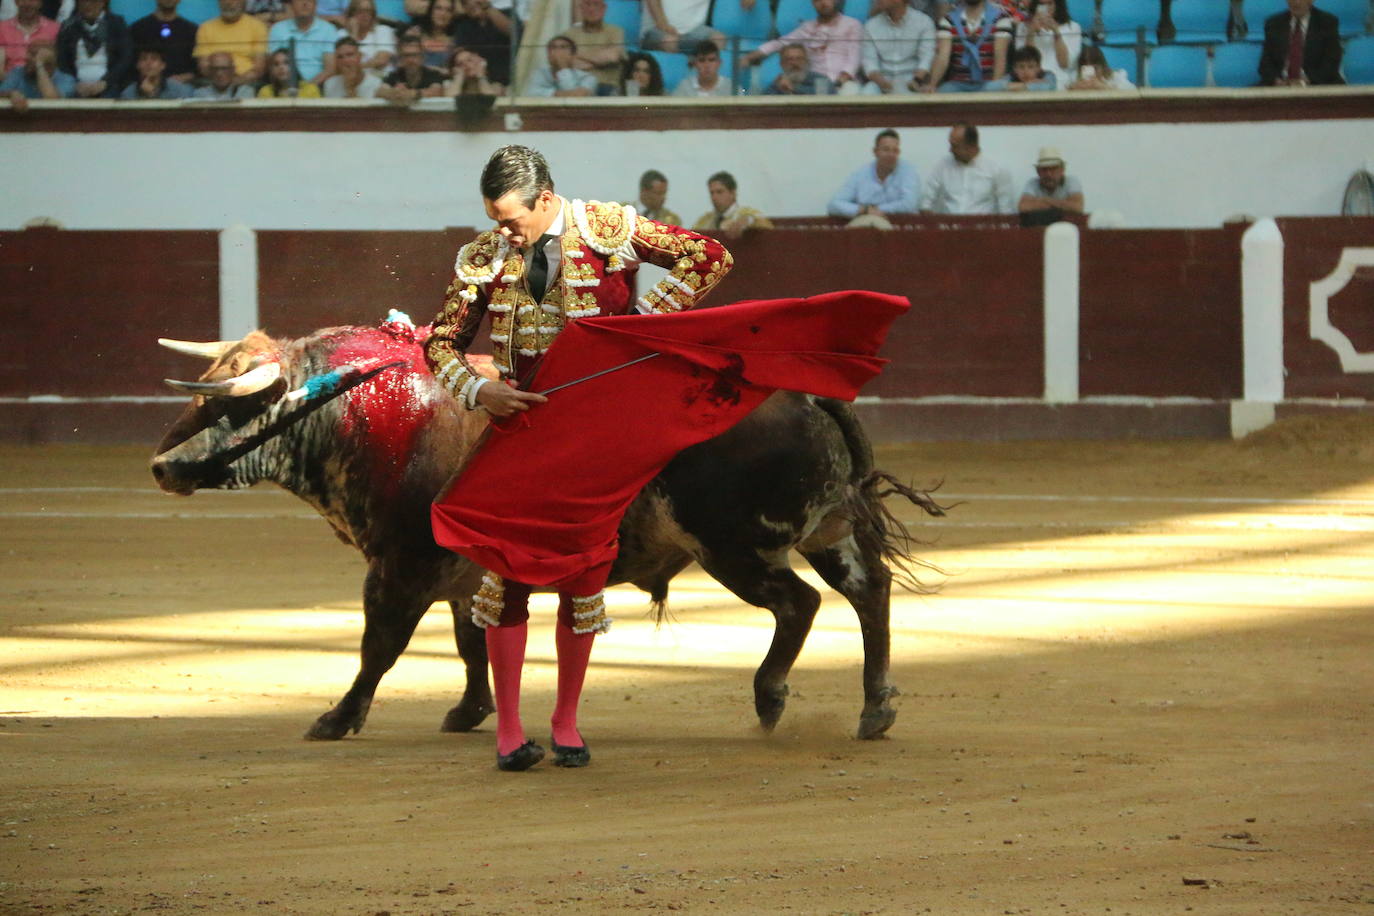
[2,417,1372,915]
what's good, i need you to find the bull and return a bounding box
[149,315,944,742]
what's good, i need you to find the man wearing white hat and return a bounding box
[1018,146,1084,217]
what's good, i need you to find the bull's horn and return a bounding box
[164,361,283,397]
[158,338,237,360]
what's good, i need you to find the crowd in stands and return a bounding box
[1,0,1369,101]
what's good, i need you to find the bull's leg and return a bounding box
[801,534,897,740]
[440,598,495,732]
[306,570,429,741]
[700,550,822,732]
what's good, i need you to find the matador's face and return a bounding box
[485,188,558,249]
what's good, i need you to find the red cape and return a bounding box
[431,290,909,593]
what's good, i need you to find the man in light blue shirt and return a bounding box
[526,34,598,96]
[267,0,339,84]
[827,128,920,223]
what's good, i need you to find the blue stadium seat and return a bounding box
[711,0,774,48]
[1167,0,1228,42]
[773,0,814,38]
[603,0,642,49]
[648,49,690,89]
[177,0,221,24]
[1146,42,1208,85]
[1100,0,1160,44]
[374,0,408,23]
[1101,42,1140,80]
[1209,40,1261,86]
[1345,35,1374,82]
[109,0,156,22]
[1324,0,1372,36]
[743,52,782,93]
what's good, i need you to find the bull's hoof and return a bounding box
[440,698,495,733]
[305,703,367,741]
[754,683,789,732]
[856,705,897,740]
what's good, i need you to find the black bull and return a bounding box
[150,321,944,741]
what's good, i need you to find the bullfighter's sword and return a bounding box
[535,352,661,396]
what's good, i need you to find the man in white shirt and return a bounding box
[860,0,935,94]
[920,122,1016,215]
[642,0,723,55]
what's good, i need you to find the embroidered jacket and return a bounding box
[425,198,734,406]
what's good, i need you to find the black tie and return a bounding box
[528,234,552,301]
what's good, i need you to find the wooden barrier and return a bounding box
[3,218,1370,443]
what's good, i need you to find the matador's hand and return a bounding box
[476,379,548,417]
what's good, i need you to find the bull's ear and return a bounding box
[164,361,283,397]
[158,338,237,360]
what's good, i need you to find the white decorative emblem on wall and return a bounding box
[1309,247,1374,373]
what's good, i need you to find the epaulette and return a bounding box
[454,231,510,287]
[573,199,637,270]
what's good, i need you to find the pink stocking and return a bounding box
[485,622,529,756]
[551,613,594,748]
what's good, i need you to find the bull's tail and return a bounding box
[853,471,951,595]
[815,397,953,594]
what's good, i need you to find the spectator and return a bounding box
[1258,0,1343,86]
[120,43,192,95]
[266,0,339,85]
[1014,0,1076,88]
[984,43,1053,88]
[632,168,680,223]
[194,0,267,86]
[0,0,60,76]
[255,44,319,92]
[194,46,253,92]
[619,49,663,95]
[763,42,833,93]
[562,0,623,94]
[861,0,935,94]
[1066,43,1133,89]
[1017,145,1084,218]
[1,36,73,98]
[378,34,443,99]
[130,0,197,81]
[56,0,132,97]
[641,0,724,55]
[342,0,392,74]
[451,0,509,84]
[672,38,730,96]
[444,43,501,94]
[928,0,1013,92]
[742,0,864,94]
[527,33,595,95]
[920,122,1016,214]
[692,170,774,238]
[827,127,919,224]
[320,33,377,93]
[415,0,455,71]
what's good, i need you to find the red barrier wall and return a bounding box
[256,229,474,337]
[0,228,219,398]
[723,228,1046,398]
[14,220,1371,443]
[1278,218,1374,400]
[1080,227,1245,399]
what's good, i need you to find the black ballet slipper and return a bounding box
[496,739,545,772]
[551,737,591,768]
